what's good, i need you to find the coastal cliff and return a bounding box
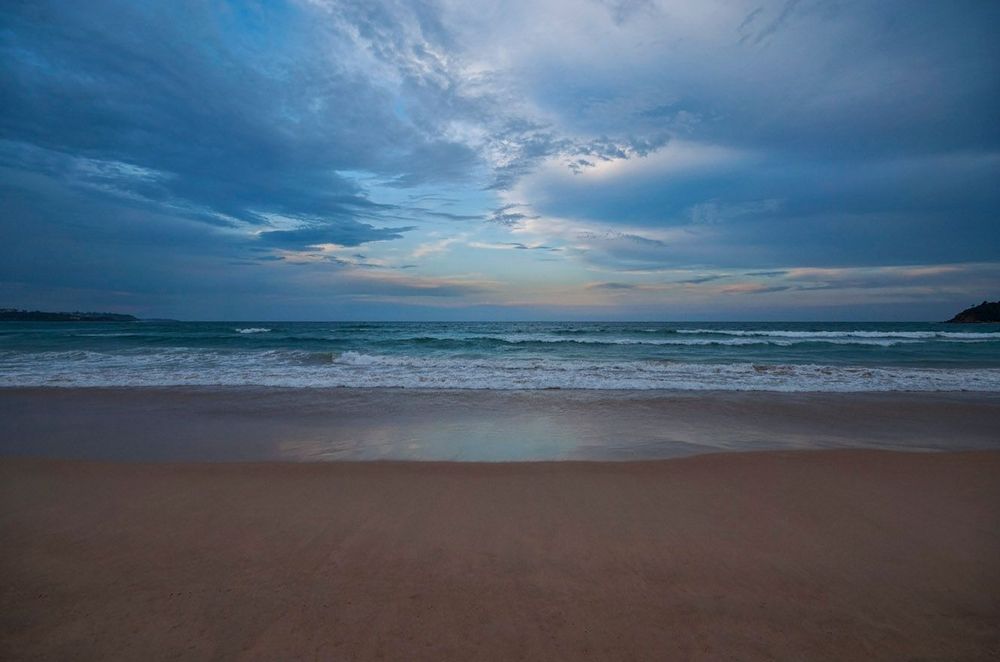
[946,301,1000,323]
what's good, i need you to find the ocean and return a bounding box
[2,320,1000,391]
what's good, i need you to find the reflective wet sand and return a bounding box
[2,387,999,461]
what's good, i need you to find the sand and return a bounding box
[2,451,999,660]
[2,387,999,461]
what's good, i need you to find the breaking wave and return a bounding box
[675,329,1000,340]
[2,349,999,392]
[3,321,998,392]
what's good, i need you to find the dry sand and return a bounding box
[2,451,999,660]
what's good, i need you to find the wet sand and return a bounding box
[2,387,999,461]
[2,451,999,660]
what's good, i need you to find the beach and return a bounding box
[2,387,1000,461]
[3,450,999,660]
[2,387,1000,660]
[5,0,999,656]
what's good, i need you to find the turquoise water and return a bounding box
[2,321,999,390]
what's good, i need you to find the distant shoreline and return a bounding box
[0,308,138,322]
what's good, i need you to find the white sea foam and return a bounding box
[675,329,1000,340]
[415,334,913,347]
[2,349,999,391]
[235,327,271,334]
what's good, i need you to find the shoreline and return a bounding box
[3,450,998,660]
[3,387,999,462]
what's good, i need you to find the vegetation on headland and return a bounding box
[0,308,138,322]
[946,301,1000,323]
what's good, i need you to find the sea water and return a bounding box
[1,320,999,391]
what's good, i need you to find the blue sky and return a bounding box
[2,0,998,320]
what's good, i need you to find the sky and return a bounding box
[1,0,998,321]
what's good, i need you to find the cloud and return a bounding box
[687,199,782,226]
[257,224,414,250]
[679,274,727,284]
[486,203,539,227]
[1,0,998,319]
[0,1,479,234]
[719,283,791,295]
[739,0,801,46]
[467,241,558,251]
[586,282,636,290]
[412,234,468,258]
[333,271,493,299]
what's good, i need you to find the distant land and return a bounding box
[0,308,138,322]
[946,301,1000,323]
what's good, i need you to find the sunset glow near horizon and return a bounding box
[2,1,998,320]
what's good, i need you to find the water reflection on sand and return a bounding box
[5,387,994,462]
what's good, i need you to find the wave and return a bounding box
[380,334,927,347]
[2,349,999,392]
[72,332,151,338]
[675,329,1000,340]
[235,327,272,334]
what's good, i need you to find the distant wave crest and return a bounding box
[675,329,1000,340]
[388,334,915,347]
